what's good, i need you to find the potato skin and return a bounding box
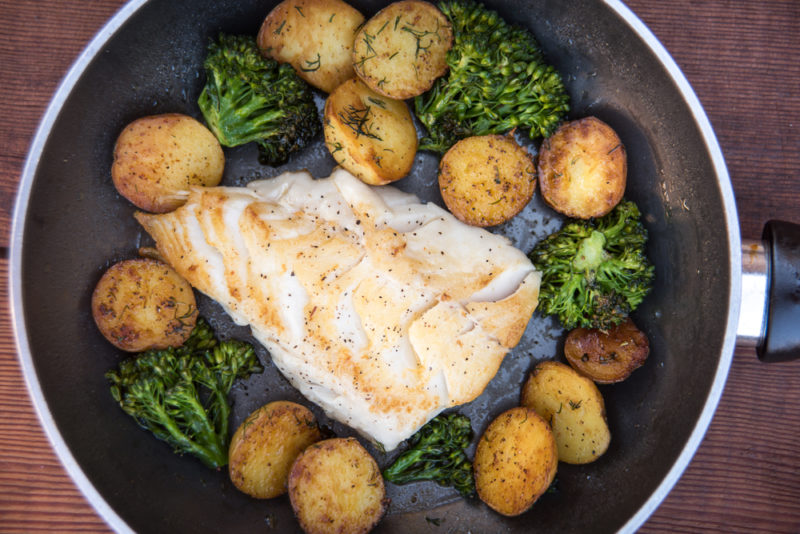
[229,401,322,499]
[257,0,365,93]
[324,77,417,185]
[111,113,224,213]
[91,258,197,352]
[439,135,536,227]
[473,406,557,517]
[352,0,453,99]
[537,116,626,219]
[564,318,650,384]
[288,437,387,534]
[521,360,611,465]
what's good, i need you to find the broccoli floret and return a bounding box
[383,413,475,498]
[106,318,263,469]
[197,34,320,166]
[530,200,655,330]
[414,0,570,153]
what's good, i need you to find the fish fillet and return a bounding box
[135,169,540,450]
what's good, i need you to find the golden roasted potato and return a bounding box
[537,116,626,219]
[564,318,650,384]
[473,406,557,517]
[229,401,322,499]
[288,437,387,534]
[91,258,197,352]
[324,77,417,185]
[352,0,453,99]
[438,134,536,227]
[521,360,611,465]
[111,113,224,213]
[257,0,365,93]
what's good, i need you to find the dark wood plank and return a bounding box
[1,0,799,533]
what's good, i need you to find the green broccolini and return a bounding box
[530,200,655,330]
[414,0,570,153]
[197,34,320,166]
[383,413,475,498]
[106,318,263,469]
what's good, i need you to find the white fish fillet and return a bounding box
[135,169,540,450]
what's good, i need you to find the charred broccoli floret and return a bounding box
[530,200,655,330]
[106,318,263,469]
[198,34,320,166]
[414,0,570,153]
[383,413,475,498]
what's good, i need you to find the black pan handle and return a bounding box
[737,220,800,362]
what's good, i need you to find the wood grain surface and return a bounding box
[1,0,798,532]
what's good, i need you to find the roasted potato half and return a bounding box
[352,0,453,99]
[257,0,365,93]
[91,258,197,352]
[324,77,417,185]
[564,318,650,384]
[521,360,611,464]
[288,437,387,534]
[537,116,626,219]
[229,401,322,499]
[111,113,224,213]
[439,134,536,227]
[473,406,558,517]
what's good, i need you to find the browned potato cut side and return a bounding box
[324,77,417,185]
[229,401,322,499]
[91,258,197,352]
[564,318,650,383]
[473,406,558,516]
[352,0,453,99]
[537,116,626,219]
[258,0,365,93]
[288,437,387,534]
[111,113,224,213]
[521,360,611,465]
[438,134,536,227]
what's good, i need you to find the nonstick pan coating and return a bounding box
[12,0,738,532]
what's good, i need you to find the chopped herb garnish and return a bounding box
[300,53,321,72]
[338,105,382,141]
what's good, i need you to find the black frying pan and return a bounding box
[12,0,797,532]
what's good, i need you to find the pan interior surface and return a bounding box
[13,0,736,532]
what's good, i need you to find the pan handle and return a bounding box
[736,220,800,362]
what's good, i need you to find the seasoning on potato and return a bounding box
[473,406,557,517]
[111,113,224,213]
[288,437,388,534]
[537,116,626,219]
[229,401,322,499]
[257,0,365,93]
[352,0,454,99]
[521,360,611,465]
[324,77,417,185]
[438,134,536,227]
[564,318,650,384]
[91,258,198,352]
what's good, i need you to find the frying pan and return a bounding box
[9,0,800,532]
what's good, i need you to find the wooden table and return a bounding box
[1,1,798,532]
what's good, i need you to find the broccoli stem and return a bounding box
[107,318,262,469]
[383,413,475,497]
[197,34,320,166]
[573,231,609,273]
[530,200,655,329]
[149,392,227,469]
[414,0,569,153]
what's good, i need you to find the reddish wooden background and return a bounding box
[1,0,798,532]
